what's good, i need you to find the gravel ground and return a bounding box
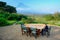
[0,24,60,40]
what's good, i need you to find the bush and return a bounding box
[0,18,9,26]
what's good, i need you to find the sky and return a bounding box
[0,0,60,14]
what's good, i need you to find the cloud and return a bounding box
[16,7,31,11]
[17,3,28,8]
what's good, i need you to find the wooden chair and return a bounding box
[26,27,32,37]
[41,26,51,37]
[21,24,28,36]
[46,26,51,37]
[30,27,37,38]
[36,29,41,37]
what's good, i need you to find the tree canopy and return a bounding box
[0,1,17,13]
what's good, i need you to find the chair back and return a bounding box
[30,27,36,31]
[21,25,28,32]
[48,26,51,31]
[21,24,25,28]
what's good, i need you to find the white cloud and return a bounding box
[16,7,31,11]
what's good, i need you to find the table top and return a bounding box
[24,24,45,30]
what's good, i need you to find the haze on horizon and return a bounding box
[0,0,60,14]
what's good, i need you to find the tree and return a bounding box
[53,12,60,20]
[4,5,17,13]
[0,1,6,7]
[44,14,54,21]
[8,14,18,20]
[16,14,28,21]
[0,1,6,12]
[0,1,17,13]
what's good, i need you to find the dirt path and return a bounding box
[0,24,60,40]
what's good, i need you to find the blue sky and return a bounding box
[0,0,60,14]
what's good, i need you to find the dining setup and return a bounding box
[20,24,51,38]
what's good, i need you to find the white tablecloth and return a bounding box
[24,24,45,30]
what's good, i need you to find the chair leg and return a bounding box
[23,31,28,36]
[46,31,50,37]
[41,31,45,36]
[29,33,31,37]
[21,29,24,35]
[26,32,28,36]
[34,34,37,38]
[32,33,37,38]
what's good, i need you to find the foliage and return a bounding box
[53,12,60,20]
[1,1,60,26]
[8,14,18,20]
[44,14,54,21]
[0,1,17,13]
[0,1,6,7]
[0,12,10,19]
[4,5,17,13]
[0,11,29,26]
[0,18,9,26]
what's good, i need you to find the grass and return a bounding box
[7,20,60,26]
[8,20,16,25]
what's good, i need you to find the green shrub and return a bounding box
[0,18,9,26]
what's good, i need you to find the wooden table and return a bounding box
[24,24,45,30]
[22,24,46,36]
